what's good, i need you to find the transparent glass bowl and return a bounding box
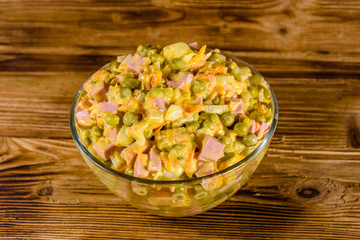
[70,53,278,217]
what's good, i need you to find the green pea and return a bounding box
[218,135,233,153]
[109,61,120,74]
[192,112,200,121]
[176,156,185,161]
[170,58,185,71]
[156,138,167,151]
[91,125,102,137]
[228,61,237,70]
[209,52,225,64]
[210,113,219,122]
[250,74,265,86]
[199,113,211,121]
[147,49,157,57]
[83,137,92,147]
[122,77,140,89]
[243,146,256,156]
[103,72,112,84]
[248,98,257,109]
[135,90,147,103]
[265,108,272,119]
[243,133,258,147]
[233,140,245,154]
[202,120,216,131]
[104,114,120,126]
[212,96,220,105]
[256,114,266,122]
[249,87,258,98]
[136,45,145,55]
[187,121,200,130]
[203,100,213,105]
[219,152,235,162]
[123,111,138,127]
[264,88,271,99]
[192,80,206,93]
[259,87,271,100]
[120,87,132,98]
[234,122,248,136]
[150,54,165,64]
[221,112,235,127]
[144,130,153,139]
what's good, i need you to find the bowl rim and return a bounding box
[70,52,279,186]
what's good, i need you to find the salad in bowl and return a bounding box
[70,42,278,217]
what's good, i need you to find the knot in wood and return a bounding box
[296,187,319,198]
[350,127,360,148]
[38,186,53,196]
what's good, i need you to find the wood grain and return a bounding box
[1,0,360,239]
[1,137,360,239]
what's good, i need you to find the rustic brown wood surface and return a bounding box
[1,0,360,239]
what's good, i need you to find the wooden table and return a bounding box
[1,0,360,239]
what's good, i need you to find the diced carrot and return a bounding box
[258,105,267,114]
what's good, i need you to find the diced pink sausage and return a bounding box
[126,54,144,74]
[188,42,199,50]
[108,128,119,144]
[166,74,193,89]
[256,121,269,139]
[175,74,193,89]
[195,162,215,177]
[148,148,162,172]
[195,95,203,105]
[93,140,115,161]
[75,109,92,121]
[249,120,257,133]
[198,135,225,162]
[166,79,176,87]
[75,103,83,113]
[234,100,243,115]
[91,81,107,102]
[134,154,149,178]
[155,97,168,111]
[99,102,119,114]
[121,54,132,65]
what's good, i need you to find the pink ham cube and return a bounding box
[175,73,193,89]
[134,153,149,178]
[256,121,269,139]
[75,103,83,113]
[148,148,162,172]
[249,120,257,133]
[195,162,215,177]
[91,81,107,102]
[198,135,225,162]
[233,100,243,115]
[195,95,203,105]
[126,54,144,74]
[188,42,199,50]
[92,139,115,161]
[155,97,169,111]
[108,128,119,144]
[75,109,91,121]
[99,102,118,114]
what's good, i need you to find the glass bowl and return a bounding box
[70,53,278,217]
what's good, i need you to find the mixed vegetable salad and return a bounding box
[75,42,273,181]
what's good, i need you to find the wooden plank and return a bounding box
[1,0,360,238]
[0,137,360,239]
[0,0,359,52]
